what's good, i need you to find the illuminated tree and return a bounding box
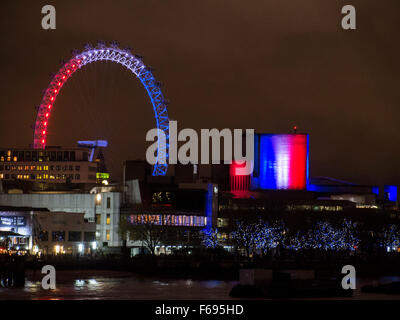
[201,228,221,249]
[231,220,259,257]
[379,224,400,251]
[286,219,359,251]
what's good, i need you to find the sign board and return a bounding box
[0,216,26,227]
[96,172,110,179]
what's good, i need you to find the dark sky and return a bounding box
[0,0,399,185]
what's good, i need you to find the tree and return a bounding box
[286,219,359,251]
[256,220,286,254]
[379,224,400,251]
[201,228,221,249]
[119,205,172,256]
[231,220,259,257]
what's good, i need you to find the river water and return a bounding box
[0,271,400,300]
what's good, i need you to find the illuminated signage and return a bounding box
[0,216,26,227]
[96,172,110,179]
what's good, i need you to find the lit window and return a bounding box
[106,214,110,225]
[106,230,110,241]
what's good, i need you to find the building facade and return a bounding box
[0,207,96,255]
[0,147,100,192]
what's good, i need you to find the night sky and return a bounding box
[0,0,399,185]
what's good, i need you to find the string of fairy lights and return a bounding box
[202,220,400,253]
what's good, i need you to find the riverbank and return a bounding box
[2,270,400,300]
[22,253,400,280]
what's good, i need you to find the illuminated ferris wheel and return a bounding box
[33,42,169,176]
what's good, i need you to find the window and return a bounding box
[39,231,48,242]
[75,165,80,171]
[106,230,110,241]
[75,174,80,180]
[68,231,82,242]
[106,214,111,225]
[96,214,101,224]
[107,197,111,209]
[84,232,95,242]
[69,165,73,171]
[18,151,24,161]
[52,231,65,242]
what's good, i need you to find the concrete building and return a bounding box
[0,146,101,193]
[0,188,123,249]
[0,206,96,255]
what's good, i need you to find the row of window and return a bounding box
[0,150,86,162]
[39,231,95,242]
[285,205,344,212]
[0,173,81,180]
[0,165,81,171]
[128,214,206,227]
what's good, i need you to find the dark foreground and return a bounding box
[0,270,400,300]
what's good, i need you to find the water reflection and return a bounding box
[1,273,400,300]
[0,273,238,300]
